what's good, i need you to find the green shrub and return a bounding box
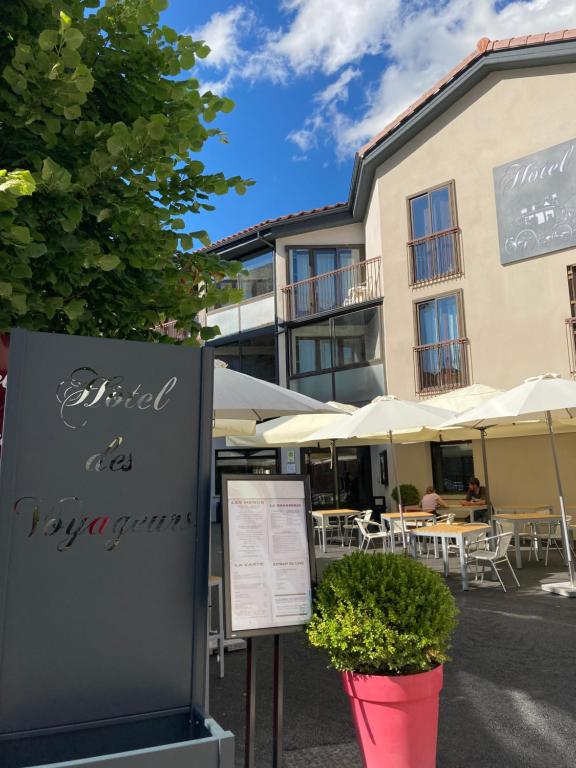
[307,552,458,676]
[391,483,420,507]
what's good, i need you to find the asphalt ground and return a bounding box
[208,528,576,768]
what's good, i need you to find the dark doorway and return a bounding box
[301,446,372,510]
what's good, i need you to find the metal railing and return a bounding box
[567,317,576,376]
[155,320,190,340]
[414,338,470,395]
[408,227,462,285]
[282,257,382,321]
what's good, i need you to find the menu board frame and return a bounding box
[221,474,316,639]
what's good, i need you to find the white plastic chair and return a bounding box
[356,518,389,552]
[467,532,520,592]
[345,510,374,548]
[529,516,574,565]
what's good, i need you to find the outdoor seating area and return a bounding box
[311,507,575,593]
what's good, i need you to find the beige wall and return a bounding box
[367,63,576,399]
[394,431,576,514]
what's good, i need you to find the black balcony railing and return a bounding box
[567,317,576,376]
[408,227,462,285]
[414,338,470,395]
[282,257,382,321]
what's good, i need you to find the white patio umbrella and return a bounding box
[441,373,576,596]
[423,384,504,516]
[301,396,455,547]
[213,364,340,424]
[225,401,357,447]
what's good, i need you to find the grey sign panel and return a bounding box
[493,137,576,264]
[0,330,213,736]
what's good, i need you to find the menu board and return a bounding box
[222,475,316,637]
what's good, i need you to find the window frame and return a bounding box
[406,180,462,286]
[430,440,474,496]
[285,244,366,286]
[212,248,275,309]
[208,326,278,384]
[289,305,383,378]
[412,289,469,395]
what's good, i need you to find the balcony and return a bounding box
[414,338,470,395]
[408,227,462,285]
[567,317,576,376]
[282,257,382,322]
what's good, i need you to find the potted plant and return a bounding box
[307,552,458,768]
[391,483,420,507]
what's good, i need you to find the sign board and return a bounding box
[493,137,576,264]
[0,330,214,738]
[222,475,316,638]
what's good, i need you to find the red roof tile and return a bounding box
[203,202,348,252]
[358,28,576,158]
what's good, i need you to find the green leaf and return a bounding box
[97,254,120,271]
[235,183,247,195]
[41,158,71,192]
[64,105,82,120]
[0,170,36,197]
[190,230,211,247]
[180,51,195,69]
[96,208,112,223]
[38,29,59,51]
[22,243,47,259]
[220,98,235,113]
[196,43,211,59]
[63,299,85,319]
[10,294,27,314]
[63,28,84,50]
[60,11,72,27]
[0,282,12,297]
[171,218,185,230]
[151,0,169,11]
[11,262,32,279]
[148,122,166,140]
[9,225,31,244]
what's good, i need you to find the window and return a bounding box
[568,265,576,374]
[569,264,576,318]
[289,307,385,404]
[302,446,372,509]
[210,331,276,383]
[414,292,469,393]
[408,182,461,284]
[213,251,273,308]
[431,441,474,495]
[288,246,363,317]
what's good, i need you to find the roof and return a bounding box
[358,29,576,158]
[203,202,347,253]
[205,29,576,254]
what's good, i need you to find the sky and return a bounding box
[159,0,576,244]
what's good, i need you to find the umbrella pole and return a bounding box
[542,411,576,591]
[331,440,340,509]
[389,432,406,551]
[479,427,493,527]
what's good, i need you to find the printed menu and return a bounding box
[225,478,313,635]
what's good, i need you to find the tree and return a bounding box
[0,0,252,342]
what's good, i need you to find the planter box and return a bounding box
[1,713,233,768]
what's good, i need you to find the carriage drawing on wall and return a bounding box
[494,137,576,265]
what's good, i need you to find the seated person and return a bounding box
[462,477,488,522]
[421,486,449,514]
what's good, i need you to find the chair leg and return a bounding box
[506,557,520,588]
[491,561,507,592]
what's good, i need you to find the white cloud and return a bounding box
[333,0,576,156]
[193,0,576,155]
[191,6,254,70]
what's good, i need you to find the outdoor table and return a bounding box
[409,522,489,591]
[312,509,359,553]
[493,510,558,568]
[380,511,436,552]
[446,504,488,523]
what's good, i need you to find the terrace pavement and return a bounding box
[209,528,576,768]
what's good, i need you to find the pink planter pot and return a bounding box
[342,665,443,768]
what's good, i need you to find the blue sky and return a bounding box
[160,0,576,244]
